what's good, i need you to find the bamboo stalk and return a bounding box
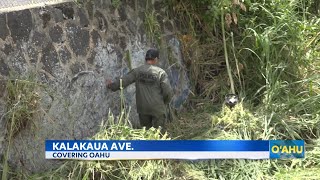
[221,8,235,94]
[231,32,243,91]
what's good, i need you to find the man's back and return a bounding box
[107,48,173,130]
[135,64,170,115]
[108,64,173,116]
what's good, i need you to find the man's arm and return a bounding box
[107,69,136,91]
[160,72,173,104]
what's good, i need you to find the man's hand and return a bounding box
[106,79,112,89]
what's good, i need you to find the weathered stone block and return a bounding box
[66,23,90,56]
[90,30,101,47]
[0,58,9,76]
[78,9,89,27]
[119,36,127,50]
[127,19,137,34]
[86,1,94,20]
[118,6,127,21]
[106,31,119,45]
[39,9,51,28]
[0,14,9,40]
[7,10,33,42]
[100,0,112,9]
[2,43,13,55]
[9,49,27,74]
[57,46,72,64]
[48,6,64,23]
[41,44,59,74]
[49,25,64,43]
[32,31,48,48]
[0,80,6,98]
[27,46,39,64]
[70,62,84,75]
[55,4,74,20]
[87,51,96,64]
[94,11,108,32]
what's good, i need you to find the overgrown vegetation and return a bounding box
[144,10,162,46]
[1,74,41,180]
[20,111,178,180]
[13,104,320,179]
[111,0,121,9]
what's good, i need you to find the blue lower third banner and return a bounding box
[45,140,305,160]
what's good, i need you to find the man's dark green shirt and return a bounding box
[109,64,173,115]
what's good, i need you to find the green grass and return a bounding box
[111,0,121,9]
[144,10,162,46]
[16,102,319,180]
[1,74,41,180]
[23,111,179,180]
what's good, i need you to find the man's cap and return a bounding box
[145,49,159,60]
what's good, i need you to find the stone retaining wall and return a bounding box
[0,0,189,173]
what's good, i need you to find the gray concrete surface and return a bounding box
[0,0,72,13]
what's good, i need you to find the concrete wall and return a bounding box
[0,0,189,173]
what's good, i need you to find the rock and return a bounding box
[107,31,119,45]
[87,51,96,64]
[86,1,94,20]
[78,9,89,27]
[138,24,146,42]
[66,23,90,56]
[126,0,136,10]
[70,62,84,75]
[7,10,33,42]
[94,11,108,32]
[166,37,190,109]
[127,19,137,34]
[41,44,59,75]
[55,4,74,20]
[57,46,72,64]
[0,80,6,98]
[90,30,101,47]
[49,25,64,43]
[49,7,64,23]
[10,48,27,74]
[39,9,51,28]
[118,6,127,21]
[138,0,145,9]
[100,0,111,9]
[92,0,102,8]
[0,58,9,76]
[27,46,39,64]
[0,14,9,40]
[119,36,127,50]
[2,43,13,55]
[138,12,145,22]
[32,31,48,48]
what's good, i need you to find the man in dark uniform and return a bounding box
[106,49,173,130]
